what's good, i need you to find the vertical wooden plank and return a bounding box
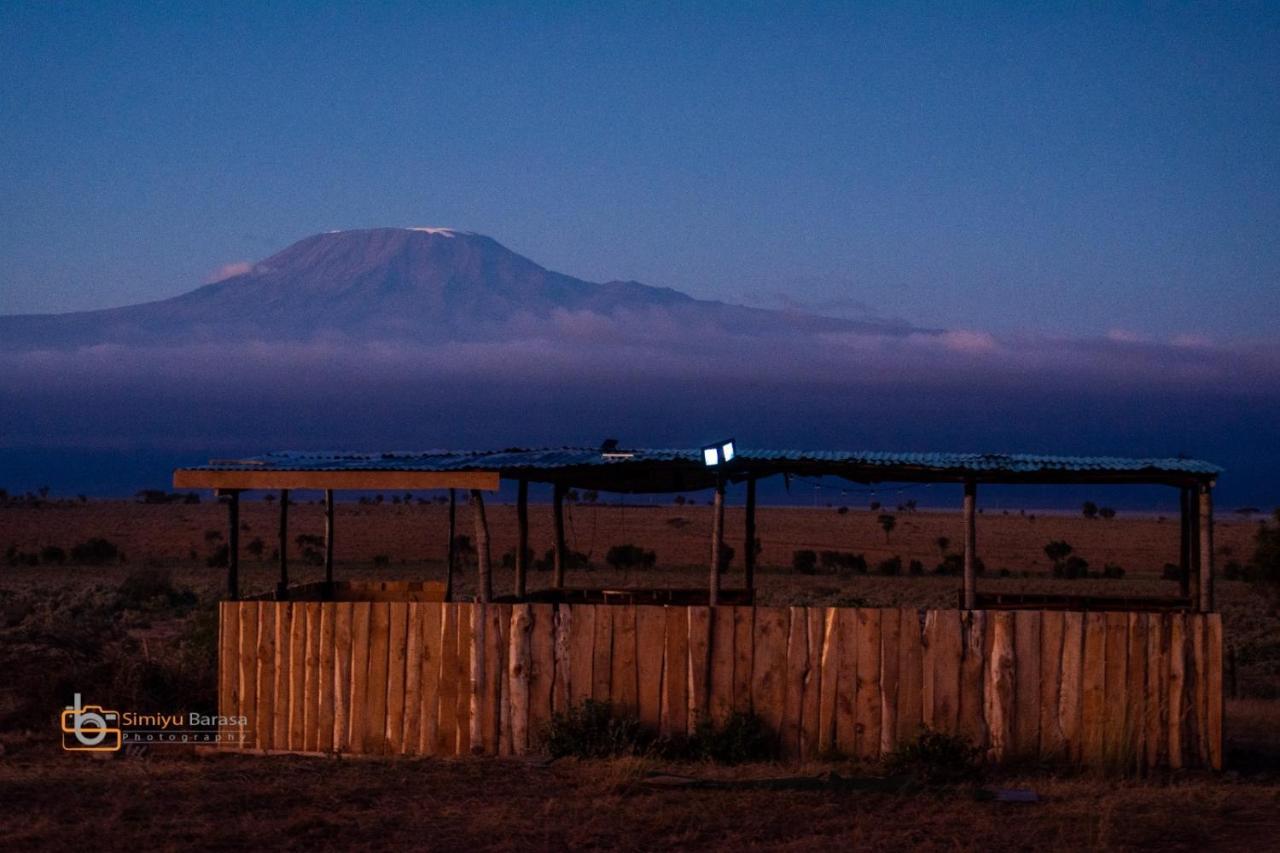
[927,610,962,736]
[317,604,335,754]
[218,603,237,748]
[802,607,824,760]
[854,608,882,760]
[1168,613,1187,769]
[749,606,788,749]
[732,607,755,715]
[273,604,292,750]
[878,608,901,756]
[385,603,408,754]
[1190,613,1208,768]
[687,606,711,732]
[1014,610,1041,758]
[663,606,690,737]
[436,603,459,755]
[402,603,423,755]
[709,606,736,726]
[957,610,987,750]
[1145,613,1168,770]
[509,604,532,754]
[288,601,306,751]
[635,606,666,731]
[896,609,923,744]
[1038,611,1065,760]
[568,604,595,707]
[483,604,504,753]
[834,608,858,756]
[1081,612,1108,767]
[551,605,572,716]
[817,608,839,755]
[333,602,353,753]
[529,603,556,745]
[365,602,391,755]
[1126,613,1147,773]
[1058,611,1084,763]
[418,602,443,755]
[238,601,258,750]
[467,604,486,754]
[611,605,640,717]
[1206,613,1223,771]
[455,602,473,755]
[1102,612,1129,769]
[781,606,808,759]
[303,603,321,752]
[255,603,276,752]
[592,605,614,705]
[986,611,1016,763]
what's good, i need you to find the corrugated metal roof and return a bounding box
[184,447,1221,482]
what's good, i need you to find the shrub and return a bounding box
[606,544,656,570]
[837,506,849,515]
[1057,555,1090,579]
[206,544,229,567]
[246,537,265,557]
[1044,540,1073,564]
[1250,510,1280,590]
[1101,562,1125,579]
[204,529,223,543]
[501,548,536,569]
[934,553,984,576]
[877,513,897,542]
[542,699,647,758]
[875,556,903,576]
[1161,562,1182,580]
[118,568,196,611]
[884,728,984,786]
[792,549,818,574]
[1082,501,1098,520]
[908,559,925,575]
[1223,560,1247,581]
[373,554,391,568]
[819,551,866,574]
[1099,507,1116,520]
[39,545,66,565]
[534,548,591,572]
[70,537,121,565]
[689,712,777,763]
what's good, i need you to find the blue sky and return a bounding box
[2,1,1277,340]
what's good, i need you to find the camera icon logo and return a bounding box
[61,693,122,752]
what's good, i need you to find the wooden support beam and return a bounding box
[323,489,335,594]
[710,476,725,606]
[1199,483,1214,612]
[962,479,976,610]
[175,468,499,492]
[552,482,567,589]
[445,489,456,602]
[277,489,290,600]
[1178,487,1191,598]
[226,491,240,600]
[471,489,492,603]
[515,479,529,599]
[744,476,757,592]
[1189,487,1202,608]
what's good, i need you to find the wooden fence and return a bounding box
[217,602,1222,770]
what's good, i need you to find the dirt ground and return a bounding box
[2,500,1279,850]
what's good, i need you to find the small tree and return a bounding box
[878,513,897,543]
[935,536,950,557]
[1082,501,1098,520]
[1098,506,1116,520]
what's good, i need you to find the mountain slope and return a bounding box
[0,227,919,348]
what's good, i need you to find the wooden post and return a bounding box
[277,489,290,600]
[471,489,492,603]
[1189,486,1202,608]
[962,479,976,610]
[226,491,240,600]
[323,489,335,595]
[445,488,456,602]
[515,479,529,599]
[710,475,725,606]
[1178,487,1191,598]
[744,476,757,594]
[553,482,567,589]
[1199,482,1214,612]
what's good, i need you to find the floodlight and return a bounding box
[701,438,736,467]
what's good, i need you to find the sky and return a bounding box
[2,1,1278,341]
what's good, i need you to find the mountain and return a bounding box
[0,227,920,348]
